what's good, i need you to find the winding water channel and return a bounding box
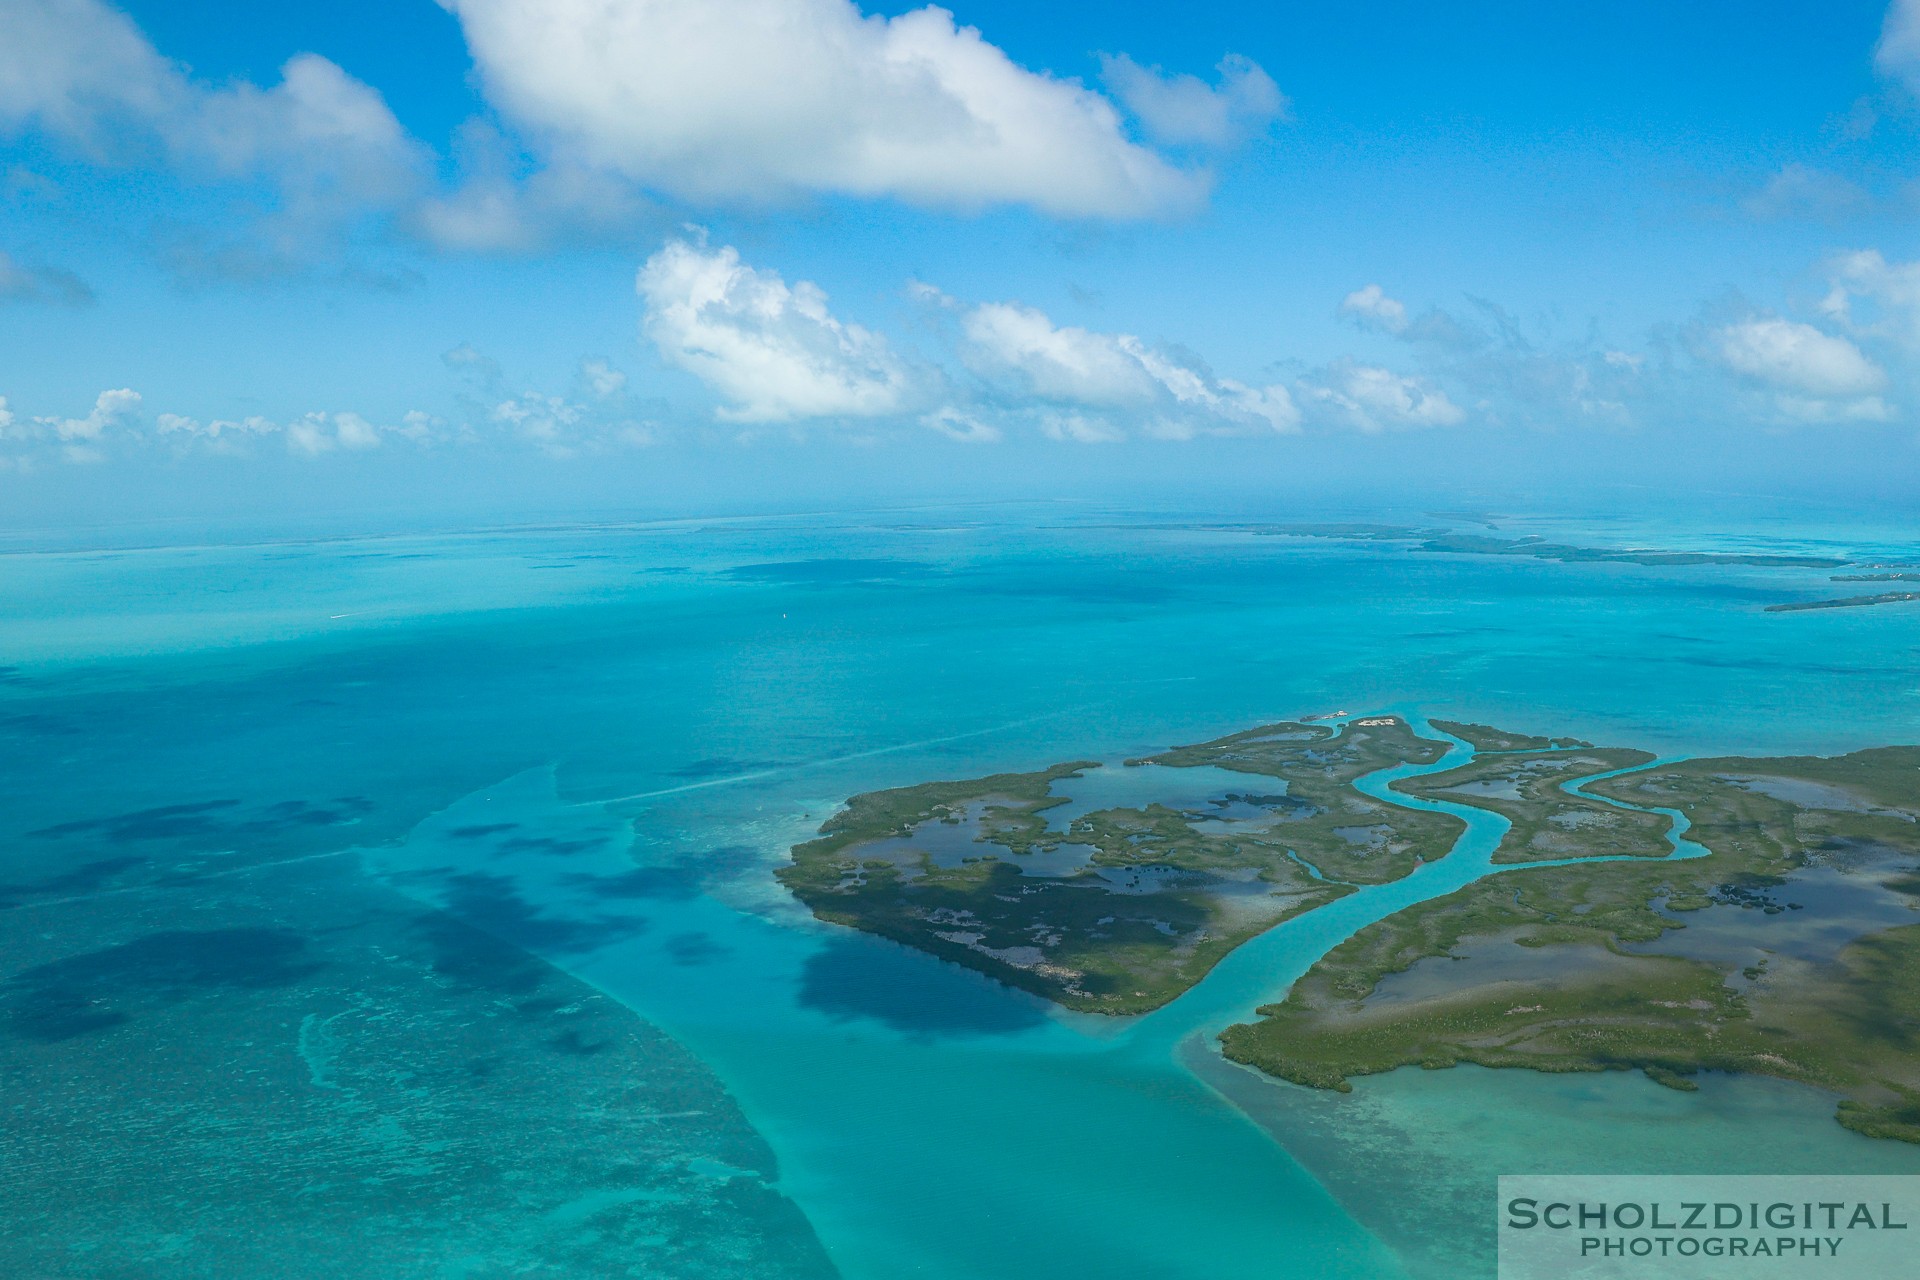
[1127,710,1705,1046]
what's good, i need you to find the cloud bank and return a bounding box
[4,0,1284,276]
[437,0,1229,217]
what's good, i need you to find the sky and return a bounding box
[3,0,1919,528]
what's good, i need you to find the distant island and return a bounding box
[1252,524,1851,568]
[1098,524,1920,600]
[1256,525,1920,612]
[781,716,1920,1142]
[1765,591,1920,613]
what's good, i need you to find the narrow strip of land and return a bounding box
[1766,592,1920,613]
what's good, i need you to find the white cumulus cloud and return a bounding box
[437,0,1203,217]
[0,0,417,193]
[443,347,658,451]
[1099,53,1285,148]
[1339,284,1410,335]
[1714,316,1885,397]
[157,409,441,454]
[0,0,424,274]
[957,299,1297,439]
[0,387,142,463]
[1711,315,1891,423]
[1822,249,1920,347]
[36,387,140,441]
[156,412,277,439]
[491,392,585,448]
[962,302,1163,404]
[1304,363,1465,432]
[637,237,914,422]
[1880,0,1920,95]
[1328,286,1653,426]
[580,358,627,398]
[286,411,386,455]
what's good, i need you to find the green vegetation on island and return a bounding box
[784,712,1920,1142]
[1426,720,1590,752]
[776,717,1461,1014]
[1408,533,1848,568]
[1221,746,1920,1143]
[1766,592,1920,613]
[1253,525,1851,568]
[1131,716,1464,884]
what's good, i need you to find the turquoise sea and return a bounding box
[5,502,1920,1278]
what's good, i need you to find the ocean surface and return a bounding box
[4,502,1920,1278]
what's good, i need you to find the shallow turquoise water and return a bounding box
[5,505,1920,1277]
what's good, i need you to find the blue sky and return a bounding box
[3,0,1918,524]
